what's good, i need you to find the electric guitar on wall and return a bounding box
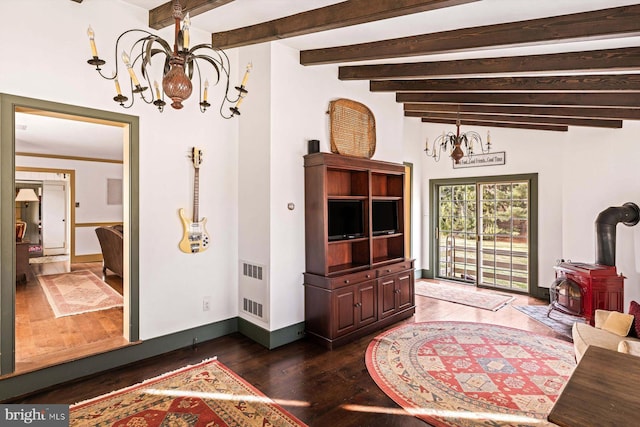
[179,147,210,253]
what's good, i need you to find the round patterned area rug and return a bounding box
[366,322,576,427]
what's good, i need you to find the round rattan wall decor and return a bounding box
[328,98,376,158]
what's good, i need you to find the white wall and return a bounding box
[16,155,123,255]
[237,43,272,328]
[561,121,640,306]
[405,118,640,308]
[237,41,407,332]
[407,122,565,289]
[1,0,239,340]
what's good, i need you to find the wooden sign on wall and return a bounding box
[453,152,506,169]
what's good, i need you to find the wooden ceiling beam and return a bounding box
[371,74,640,93]
[419,118,568,132]
[210,0,479,49]
[301,4,640,65]
[149,0,235,30]
[396,92,640,108]
[339,47,640,80]
[405,111,622,128]
[403,103,640,120]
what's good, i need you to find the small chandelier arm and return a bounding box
[86,0,250,117]
[425,120,491,164]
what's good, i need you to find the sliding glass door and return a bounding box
[433,175,536,294]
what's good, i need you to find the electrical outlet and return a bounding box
[202,296,211,311]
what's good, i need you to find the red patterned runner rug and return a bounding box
[366,322,576,427]
[70,358,308,427]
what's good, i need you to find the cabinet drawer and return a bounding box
[376,260,413,277]
[331,270,375,288]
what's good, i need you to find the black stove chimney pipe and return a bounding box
[595,202,640,266]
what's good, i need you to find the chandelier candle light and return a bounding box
[425,119,491,164]
[86,0,250,116]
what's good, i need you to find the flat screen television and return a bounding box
[328,200,364,241]
[372,200,398,235]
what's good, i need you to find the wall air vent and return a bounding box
[239,260,268,323]
[243,262,263,280]
[243,298,264,318]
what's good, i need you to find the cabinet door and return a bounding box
[378,276,397,319]
[357,281,377,327]
[333,286,357,337]
[397,270,414,311]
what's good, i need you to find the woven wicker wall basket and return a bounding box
[328,98,376,158]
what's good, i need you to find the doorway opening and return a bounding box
[430,174,538,295]
[1,93,139,377]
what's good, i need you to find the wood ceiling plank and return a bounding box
[301,5,640,65]
[420,118,568,132]
[371,74,640,93]
[339,48,640,80]
[402,103,640,120]
[396,92,640,108]
[149,0,235,30]
[211,0,479,49]
[405,111,622,128]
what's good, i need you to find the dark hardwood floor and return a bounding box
[8,280,561,426]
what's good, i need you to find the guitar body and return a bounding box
[179,147,210,253]
[178,208,210,253]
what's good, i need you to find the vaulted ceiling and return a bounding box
[104,1,640,132]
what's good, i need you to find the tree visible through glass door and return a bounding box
[436,180,530,292]
[437,184,477,283]
[478,181,529,292]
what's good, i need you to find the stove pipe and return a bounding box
[595,202,640,266]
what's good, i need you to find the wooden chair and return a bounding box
[95,226,123,277]
[16,220,27,242]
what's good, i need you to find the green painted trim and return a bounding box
[0,94,17,375]
[238,318,305,350]
[428,173,539,296]
[0,318,238,401]
[418,269,432,279]
[0,93,140,372]
[403,161,414,260]
[268,322,306,349]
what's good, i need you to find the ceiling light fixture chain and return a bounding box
[424,110,491,164]
[86,0,250,117]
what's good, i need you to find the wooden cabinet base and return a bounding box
[305,306,414,350]
[304,260,415,349]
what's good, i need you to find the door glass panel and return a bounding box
[478,181,529,292]
[436,179,530,292]
[437,184,476,283]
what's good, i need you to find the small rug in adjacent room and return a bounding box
[29,254,70,264]
[366,321,576,427]
[415,280,515,311]
[513,305,586,341]
[38,270,123,318]
[70,358,308,427]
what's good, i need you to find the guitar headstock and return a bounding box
[190,147,203,169]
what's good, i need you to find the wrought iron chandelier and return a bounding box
[86,0,250,116]
[424,119,491,164]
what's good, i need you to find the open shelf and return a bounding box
[327,168,369,197]
[327,239,370,273]
[371,172,403,197]
[372,235,404,265]
[304,152,406,277]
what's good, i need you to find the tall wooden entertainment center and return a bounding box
[303,152,415,349]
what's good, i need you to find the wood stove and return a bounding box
[551,262,624,325]
[548,202,640,325]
